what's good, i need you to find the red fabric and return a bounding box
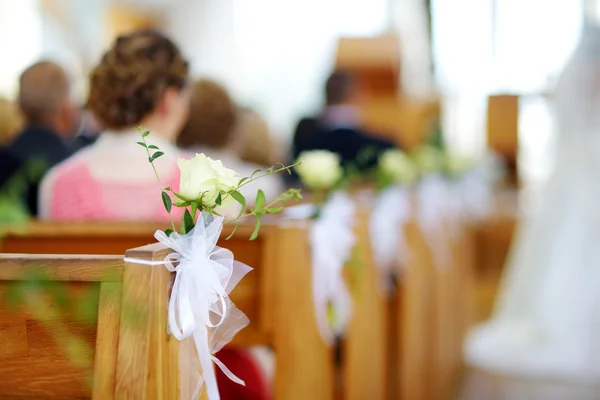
[216,348,270,400]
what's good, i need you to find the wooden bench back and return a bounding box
[0,221,334,400]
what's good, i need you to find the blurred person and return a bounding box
[233,107,283,167]
[39,30,190,221]
[465,24,600,383]
[291,70,396,172]
[0,98,23,145]
[0,98,24,193]
[177,79,283,209]
[8,61,78,214]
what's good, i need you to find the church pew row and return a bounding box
[0,212,478,400]
[0,216,388,400]
[396,218,476,400]
[0,222,332,399]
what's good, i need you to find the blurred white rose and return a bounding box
[295,150,343,190]
[379,149,418,185]
[413,145,445,174]
[445,153,476,176]
[177,153,241,207]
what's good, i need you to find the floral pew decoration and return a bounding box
[289,150,356,345]
[412,144,456,269]
[413,145,503,268]
[368,149,419,295]
[130,128,301,400]
[445,151,503,223]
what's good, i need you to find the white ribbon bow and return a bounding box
[369,186,412,295]
[127,214,251,400]
[417,175,455,269]
[310,192,356,345]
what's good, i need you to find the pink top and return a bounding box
[40,131,185,222]
[44,159,182,221]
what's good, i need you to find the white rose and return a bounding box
[295,150,343,190]
[413,145,444,174]
[379,149,418,184]
[177,153,241,207]
[445,153,475,176]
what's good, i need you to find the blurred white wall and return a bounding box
[168,0,390,139]
[0,0,42,97]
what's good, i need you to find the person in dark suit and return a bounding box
[8,61,78,215]
[291,70,396,173]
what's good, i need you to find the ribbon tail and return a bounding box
[314,295,335,346]
[211,356,246,386]
[194,328,220,400]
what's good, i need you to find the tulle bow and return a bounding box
[128,214,251,400]
[310,192,356,344]
[369,186,412,294]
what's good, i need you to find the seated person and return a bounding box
[291,70,396,171]
[39,30,190,221]
[233,106,283,167]
[0,98,23,189]
[177,79,284,209]
[8,61,78,215]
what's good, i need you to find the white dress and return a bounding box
[465,25,600,383]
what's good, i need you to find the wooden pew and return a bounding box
[0,222,333,399]
[396,219,437,400]
[343,210,389,400]
[487,94,519,185]
[0,217,389,399]
[393,214,477,400]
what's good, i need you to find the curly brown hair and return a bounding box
[87,29,189,130]
[177,79,238,150]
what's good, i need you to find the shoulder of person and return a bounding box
[37,149,92,219]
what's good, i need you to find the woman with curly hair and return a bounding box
[39,30,190,220]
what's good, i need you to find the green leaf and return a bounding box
[255,210,267,217]
[251,169,262,178]
[230,191,246,219]
[182,208,195,235]
[136,141,147,148]
[250,217,261,240]
[238,177,250,186]
[149,151,165,162]
[163,186,171,191]
[165,229,174,237]
[266,206,284,214]
[142,130,150,137]
[148,145,159,149]
[255,189,266,210]
[225,223,239,240]
[278,191,294,201]
[161,191,172,213]
[216,192,222,206]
